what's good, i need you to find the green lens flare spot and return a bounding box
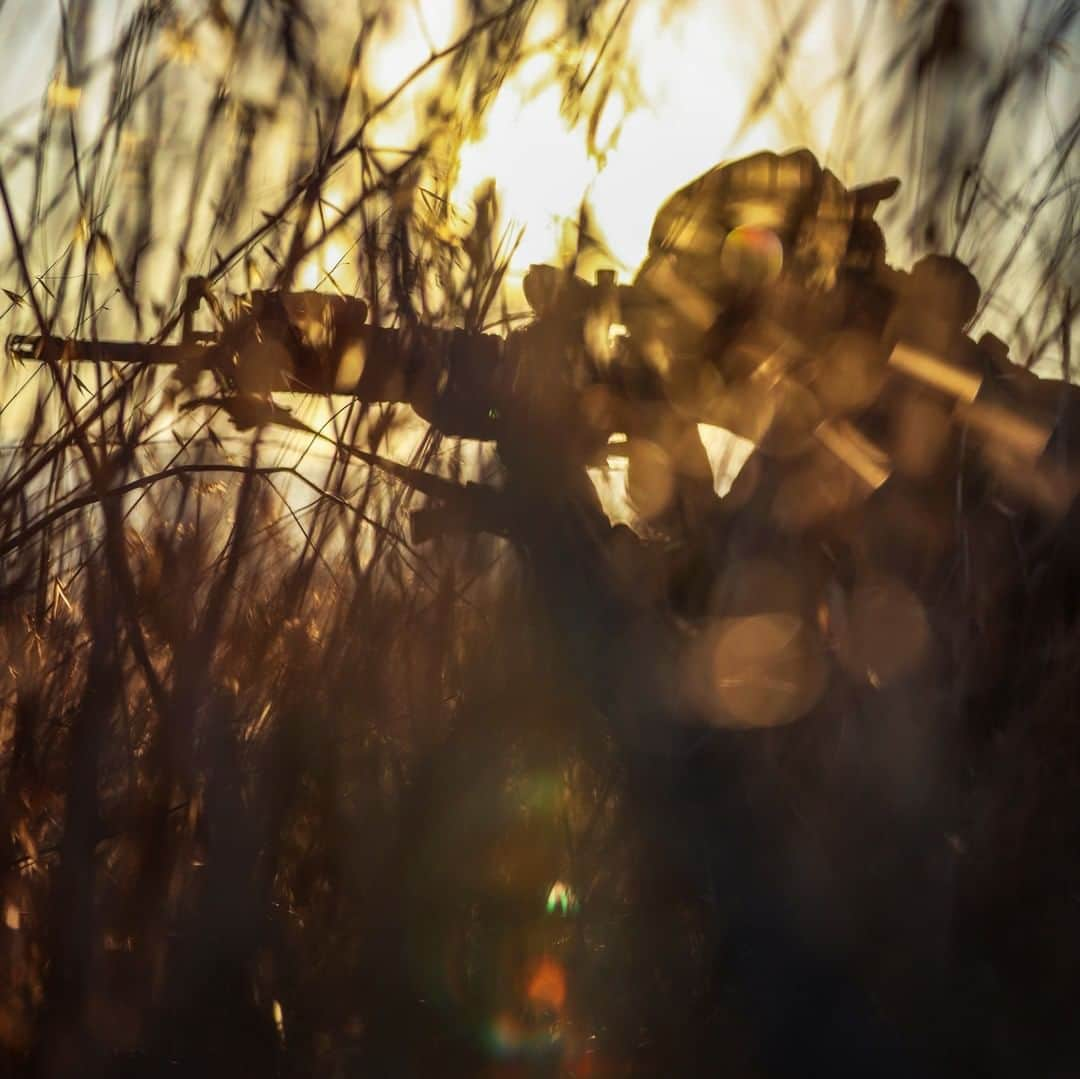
[545,881,577,916]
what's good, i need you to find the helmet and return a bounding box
[633,148,899,329]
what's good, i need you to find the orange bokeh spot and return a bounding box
[526,956,566,1014]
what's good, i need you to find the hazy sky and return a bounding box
[0,1,1074,349]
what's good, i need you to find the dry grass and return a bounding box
[0,1,1077,1075]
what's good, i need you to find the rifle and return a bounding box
[7,266,1078,537]
[7,277,506,441]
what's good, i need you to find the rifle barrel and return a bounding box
[6,333,205,366]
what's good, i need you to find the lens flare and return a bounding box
[546,881,578,916]
[719,225,784,287]
[836,577,930,687]
[526,955,567,1014]
[486,1011,562,1058]
[692,612,828,728]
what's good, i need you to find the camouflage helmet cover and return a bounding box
[635,148,900,306]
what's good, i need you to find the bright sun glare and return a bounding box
[361,0,809,295]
